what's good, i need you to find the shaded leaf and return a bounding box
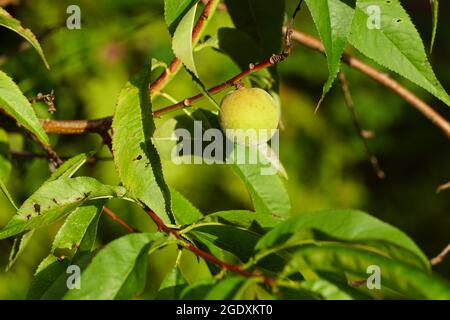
[0,176,18,210]
[51,200,104,253]
[348,0,450,106]
[7,230,34,271]
[224,0,285,57]
[305,0,354,106]
[172,3,198,76]
[164,0,198,35]
[204,210,279,231]
[430,0,438,53]
[287,244,450,299]
[218,27,262,70]
[156,266,188,300]
[171,188,202,225]
[188,224,261,262]
[0,128,11,182]
[27,253,92,300]
[65,233,165,300]
[256,210,429,270]
[48,153,91,182]
[0,7,50,69]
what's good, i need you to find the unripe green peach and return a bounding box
[218,87,279,145]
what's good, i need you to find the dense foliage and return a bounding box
[0,0,449,300]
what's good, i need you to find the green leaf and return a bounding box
[64,233,164,300]
[0,70,49,146]
[156,266,188,300]
[0,177,126,240]
[430,0,439,53]
[27,252,92,300]
[48,153,91,182]
[204,276,246,300]
[0,7,50,69]
[172,3,198,76]
[112,66,174,224]
[256,210,429,270]
[179,279,216,299]
[218,27,263,70]
[348,0,450,106]
[7,230,34,271]
[287,244,450,299]
[164,0,198,35]
[231,151,291,219]
[51,200,104,253]
[298,278,354,300]
[171,188,202,225]
[188,224,261,262]
[224,0,285,57]
[205,277,247,300]
[305,0,354,106]
[204,210,279,231]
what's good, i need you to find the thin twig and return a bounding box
[436,181,450,193]
[29,133,62,167]
[338,71,386,179]
[103,207,137,233]
[430,244,450,266]
[200,0,227,12]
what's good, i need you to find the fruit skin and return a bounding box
[218,87,279,145]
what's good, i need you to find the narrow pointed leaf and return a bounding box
[0,177,126,239]
[288,244,450,299]
[112,67,174,224]
[51,200,104,253]
[64,233,164,300]
[0,70,49,145]
[0,7,50,69]
[348,0,450,106]
[172,3,198,76]
[256,210,429,270]
[164,0,198,35]
[430,0,438,53]
[305,0,354,105]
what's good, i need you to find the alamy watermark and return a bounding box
[66,5,81,30]
[66,265,81,290]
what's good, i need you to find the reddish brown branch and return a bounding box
[146,209,275,285]
[41,118,112,135]
[103,207,137,233]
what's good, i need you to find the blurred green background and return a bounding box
[0,0,449,299]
